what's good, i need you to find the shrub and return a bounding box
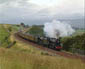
[61,33,85,51]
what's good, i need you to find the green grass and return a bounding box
[0,24,11,47]
[11,25,20,32]
[0,24,21,47]
[0,25,9,41]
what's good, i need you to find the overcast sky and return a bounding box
[0,0,84,25]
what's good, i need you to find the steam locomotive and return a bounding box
[17,32,62,51]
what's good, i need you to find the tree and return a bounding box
[20,22,25,27]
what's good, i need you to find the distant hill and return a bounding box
[0,24,20,47]
[26,25,44,36]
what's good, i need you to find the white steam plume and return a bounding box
[44,20,75,38]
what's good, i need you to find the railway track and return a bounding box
[14,33,85,63]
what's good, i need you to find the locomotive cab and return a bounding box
[55,38,62,50]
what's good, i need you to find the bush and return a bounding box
[61,33,85,51]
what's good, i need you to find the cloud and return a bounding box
[0,0,14,4]
[37,0,84,16]
[0,0,39,18]
[0,0,84,24]
[0,0,29,4]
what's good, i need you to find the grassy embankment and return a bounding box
[0,24,20,48]
[0,24,85,69]
[0,24,11,47]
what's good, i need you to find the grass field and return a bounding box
[0,24,85,69]
[0,25,9,41]
[0,48,85,69]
